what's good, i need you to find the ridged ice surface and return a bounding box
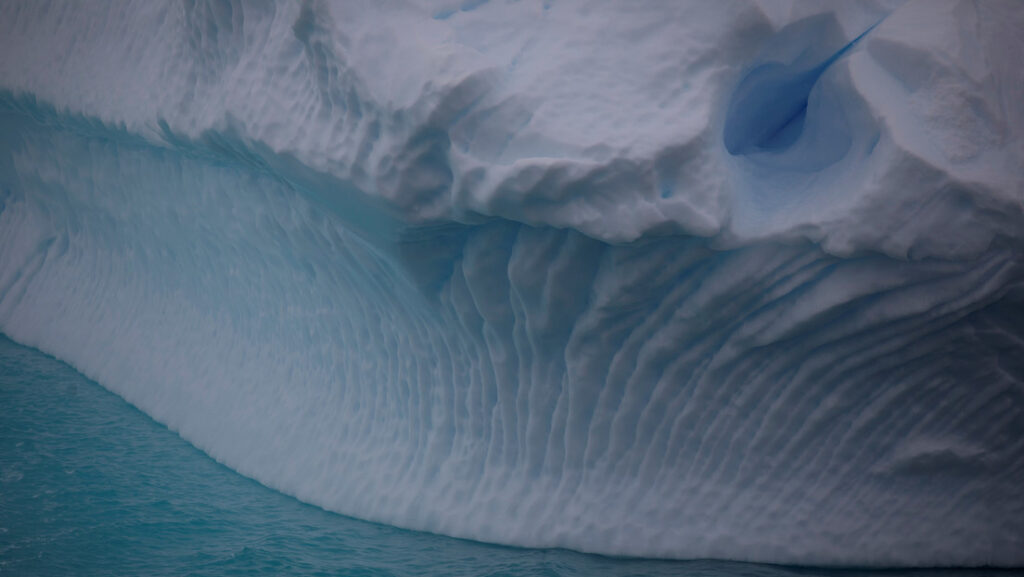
[7,336,1022,577]
[1,0,1023,567]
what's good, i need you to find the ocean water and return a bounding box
[0,335,1020,577]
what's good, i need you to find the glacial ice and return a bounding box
[1,0,1023,567]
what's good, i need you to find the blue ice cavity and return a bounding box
[723,16,880,172]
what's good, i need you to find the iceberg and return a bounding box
[1,0,1022,566]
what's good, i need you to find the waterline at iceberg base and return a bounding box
[1,0,1023,571]
[2,336,1022,576]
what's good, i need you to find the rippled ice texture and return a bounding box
[4,337,1024,577]
[1,0,1023,567]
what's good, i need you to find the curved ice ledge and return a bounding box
[1,0,1023,567]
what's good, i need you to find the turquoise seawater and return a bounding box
[1,335,1021,577]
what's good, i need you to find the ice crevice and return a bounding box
[1,0,1024,567]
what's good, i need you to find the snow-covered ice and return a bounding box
[1,0,1022,566]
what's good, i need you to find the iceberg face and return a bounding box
[1,0,1023,566]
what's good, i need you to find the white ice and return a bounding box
[0,0,1022,566]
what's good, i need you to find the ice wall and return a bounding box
[1,0,1023,566]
